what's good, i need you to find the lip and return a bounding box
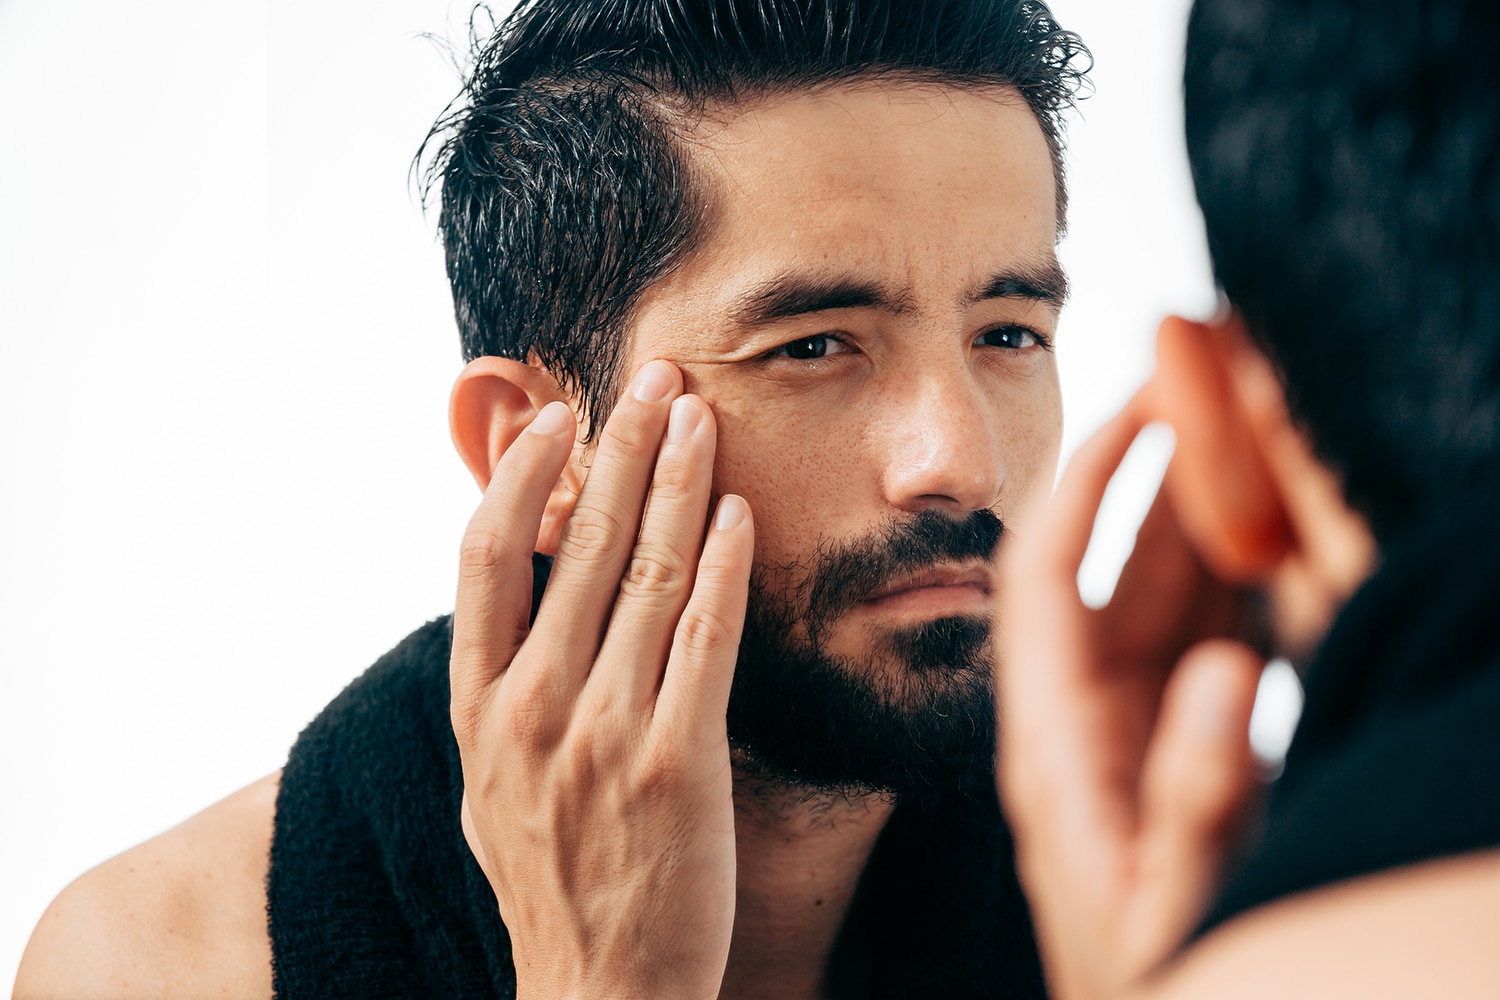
[858,564,994,608]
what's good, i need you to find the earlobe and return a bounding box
[1151,314,1294,582]
[449,357,582,555]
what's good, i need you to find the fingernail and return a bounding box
[714,494,747,530]
[632,360,676,402]
[529,401,573,437]
[668,395,701,443]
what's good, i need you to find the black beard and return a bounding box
[725,509,1002,806]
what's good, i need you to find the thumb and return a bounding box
[1136,640,1263,955]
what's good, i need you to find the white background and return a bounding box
[0,0,1213,986]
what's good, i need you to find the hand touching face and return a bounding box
[451,362,751,1000]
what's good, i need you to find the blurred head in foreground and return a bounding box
[1143,0,1498,656]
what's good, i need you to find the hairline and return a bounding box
[579,70,1066,431]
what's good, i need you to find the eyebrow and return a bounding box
[729,256,1069,328]
[729,275,914,326]
[969,257,1070,309]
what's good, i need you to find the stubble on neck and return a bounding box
[721,756,896,1000]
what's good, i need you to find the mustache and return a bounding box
[798,508,1004,638]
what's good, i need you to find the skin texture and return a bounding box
[995,313,1500,999]
[16,80,1063,999]
[635,82,1063,674]
[14,774,278,998]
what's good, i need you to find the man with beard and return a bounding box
[16,0,1088,997]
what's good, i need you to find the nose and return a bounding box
[878,368,1007,515]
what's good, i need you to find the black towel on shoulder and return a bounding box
[268,614,517,998]
[1200,475,1500,933]
[268,554,1046,998]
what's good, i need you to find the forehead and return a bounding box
[632,80,1059,339]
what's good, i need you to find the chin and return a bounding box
[728,606,999,803]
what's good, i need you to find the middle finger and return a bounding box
[525,360,682,690]
[591,392,718,709]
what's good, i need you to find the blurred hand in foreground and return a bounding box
[995,385,1264,1000]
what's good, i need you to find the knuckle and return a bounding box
[646,450,695,495]
[638,731,691,784]
[496,676,563,749]
[635,752,683,795]
[458,516,511,576]
[564,728,636,793]
[675,602,738,655]
[619,544,688,602]
[556,505,628,561]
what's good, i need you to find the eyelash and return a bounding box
[767,334,851,361]
[765,325,1052,361]
[978,324,1054,353]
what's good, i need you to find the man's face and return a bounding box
[625,80,1063,798]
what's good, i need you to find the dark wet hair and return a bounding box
[419,0,1089,435]
[1185,0,1500,540]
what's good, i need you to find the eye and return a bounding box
[976,325,1049,351]
[772,334,849,360]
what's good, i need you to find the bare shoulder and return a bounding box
[1148,847,1500,1000]
[14,771,281,1000]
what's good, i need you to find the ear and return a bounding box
[1146,314,1295,582]
[449,356,583,555]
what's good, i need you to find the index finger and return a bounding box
[1016,388,1153,585]
[997,390,1157,833]
[451,401,577,731]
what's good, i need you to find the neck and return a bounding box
[718,764,897,1000]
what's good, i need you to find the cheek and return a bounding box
[697,379,862,569]
[994,369,1063,519]
[686,361,1064,561]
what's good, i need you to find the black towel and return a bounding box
[268,614,516,997]
[268,555,1046,998]
[1199,474,1500,933]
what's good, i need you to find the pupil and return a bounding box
[789,336,826,359]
